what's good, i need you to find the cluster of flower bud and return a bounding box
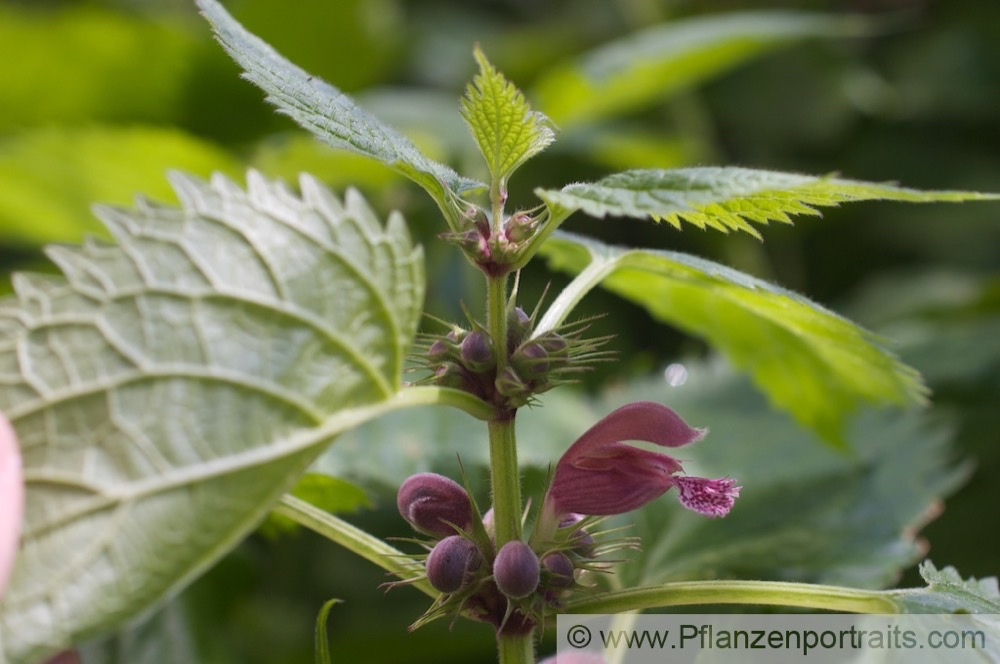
[418,307,610,411]
[441,206,541,277]
[397,472,599,631]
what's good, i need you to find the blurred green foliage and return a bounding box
[1,0,998,661]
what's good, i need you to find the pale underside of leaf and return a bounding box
[533,11,870,127]
[460,47,555,184]
[537,167,1000,240]
[537,230,926,446]
[195,0,483,211]
[0,171,423,663]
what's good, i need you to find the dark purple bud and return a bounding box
[397,472,473,537]
[542,552,575,588]
[494,540,540,599]
[559,514,595,558]
[460,331,495,372]
[427,339,449,359]
[504,212,536,243]
[537,333,568,356]
[507,306,532,349]
[512,342,550,379]
[426,535,482,594]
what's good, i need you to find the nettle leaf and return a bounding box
[196,0,484,216]
[537,167,1000,240]
[533,11,868,127]
[537,231,924,446]
[888,562,1000,613]
[460,46,555,186]
[0,171,424,663]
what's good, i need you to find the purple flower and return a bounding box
[544,401,739,519]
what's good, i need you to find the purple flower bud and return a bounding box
[512,342,549,379]
[397,472,473,537]
[544,402,740,519]
[426,535,482,594]
[481,507,496,545]
[537,332,568,356]
[507,306,532,349]
[460,330,495,372]
[558,514,595,558]
[542,552,575,588]
[427,339,450,359]
[494,540,540,599]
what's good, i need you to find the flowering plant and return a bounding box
[0,2,998,663]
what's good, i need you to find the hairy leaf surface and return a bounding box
[533,11,868,127]
[536,231,925,446]
[461,47,555,185]
[537,167,1000,239]
[196,0,483,214]
[889,562,1000,613]
[0,172,423,662]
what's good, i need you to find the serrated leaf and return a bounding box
[195,0,484,215]
[0,171,424,663]
[533,11,869,127]
[537,167,1000,240]
[537,231,926,446]
[0,126,241,247]
[888,562,1000,614]
[316,360,963,590]
[460,47,555,185]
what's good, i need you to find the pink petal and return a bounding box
[673,476,741,518]
[562,402,705,465]
[549,444,679,516]
[0,414,23,598]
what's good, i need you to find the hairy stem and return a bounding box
[498,633,535,664]
[563,580,900,614]
[486,271,534,663]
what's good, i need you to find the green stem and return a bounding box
[400,385,495,421]
[275,495,437,599]
[563,580,899,615]
[497,633,535,664]
[485,271,535,663]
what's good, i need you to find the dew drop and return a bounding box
[664,363,688,387]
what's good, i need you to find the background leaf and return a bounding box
[0,126,241,247]
[537,167,1000,240]
[537,231,924,446]
[532,11,869,128]
[195,0,484,216]
[889,562,1000,613]
[0,172,423,662]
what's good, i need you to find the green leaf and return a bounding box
[0,5,198,130]
[0,126,242,247]
[537,167,1000,240]
[0,171,424,662]
[533,11,869,127]
[314,598,342,664]
[889,562,1000,613]
[537,231,927,446]
[460,46,555,186]
[195,0,484,221]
